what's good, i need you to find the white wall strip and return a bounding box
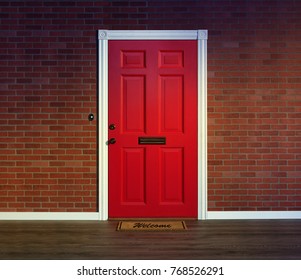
[207,211,301,219]
[0,212,99,220]
[1,211,300,220]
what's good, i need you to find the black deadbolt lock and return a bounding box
[88,113,94,121]
[109,124,116,130]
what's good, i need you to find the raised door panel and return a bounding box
[159,75,184,133]
[121,148,146,204]
[160,148,184,204]
[121,75,146,133]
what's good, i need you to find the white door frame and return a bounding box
[97,30,208,220]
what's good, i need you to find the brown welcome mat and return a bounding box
[116,221,187,231]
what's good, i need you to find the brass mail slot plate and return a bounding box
[138,137,166,145]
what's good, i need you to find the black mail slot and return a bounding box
[138,137,166,145]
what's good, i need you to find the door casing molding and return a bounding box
[98,30,208,220]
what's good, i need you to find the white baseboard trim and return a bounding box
[0,212,100,220]
[207,211,301,219]
[1,211,301,220]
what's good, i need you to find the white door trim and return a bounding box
[98,30,208,220]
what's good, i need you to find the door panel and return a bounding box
[121,51,145,68]
[121,75,146,132]
[108,40,197,218]
[122,148,146,204]
[159,75,184,132]
[159,51,183,68]
[160,148,184,204]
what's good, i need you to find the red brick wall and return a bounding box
[0,0,300,212]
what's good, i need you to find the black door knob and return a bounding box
[108,138,116,144]
[109,124,116,130]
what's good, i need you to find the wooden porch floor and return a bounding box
[1,220,301,260]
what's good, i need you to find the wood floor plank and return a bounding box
[0,220,301,259]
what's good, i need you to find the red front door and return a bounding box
[108,40,197,218]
